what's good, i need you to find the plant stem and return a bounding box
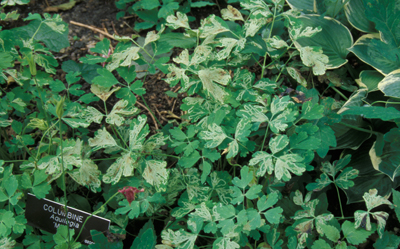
[59,119,70,246]
[330,85,349,101]
[74,191,120,244]
[338,122,380,136]
[334,183,344,219]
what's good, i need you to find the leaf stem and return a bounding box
[330,85,348,101]
[338,122,380,136]
[334,183,344,218]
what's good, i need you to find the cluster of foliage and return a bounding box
[1,0,400,248]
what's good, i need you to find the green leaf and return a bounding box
[301,101,324,120]
[264,207,283,224]
[92,68,120,87]
[232,166,253,189]
[393,189,400,222]
[199,123,228,148]
[378,69,400,98]
[79,55,107,64]
[158,2,179,19]
[373,231,400,249]
[344,0,376,33]
[275,154,306,181]
[342,106,400,121]
[311,239,331,249]
[257,192,279,211]
[90,38,110,55]
[117,66,137,84]
[178,150,201,168]
[342,220,375,245]
[191,1,215,8]
[359,70,384,92]
[131,221,157,249]
[89,230,123,249]
[245,184,262,199]
[336,167,359,189]
[158,33,196,49]
[0,210,15,237]
[53,225,76,246]
[319,223,340,242]
[290,14,353,69]
[315,124,337,158]
[62,60,101,83]
[349,34,400,75]
[115,199,141,219]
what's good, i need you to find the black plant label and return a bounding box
[25,193,110,245]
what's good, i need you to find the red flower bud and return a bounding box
[118,187,145,205]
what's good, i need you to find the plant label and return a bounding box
[25,193,110,245]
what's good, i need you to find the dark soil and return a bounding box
[3,0,183,132]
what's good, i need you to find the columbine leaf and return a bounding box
[166,12,190,29]
[106,99,138,126]
[373,230,400,249]
[161,229,198,249]
[102,152,136,184]
[199,123,228,148]
[232,166,253,189]
[143,160,168,192]
[269,135,289,154]
[301,102,324,120]
[275,154,306,181]
[245,184,262,199]
[249,151,273,177]
[306,173,332,191]
[363,189,392,211]
[68,159,101,192]
[221,5,244,21]
[129,115,149,151]
[91,84,120,102]
[92,68,120,87]
[107,46,140,72]
[198,68,230,103]
[393,189,400,222]
[335,167,359,189]
[88,128,118,151]
[299,46,329,75]
[115,199,141,219]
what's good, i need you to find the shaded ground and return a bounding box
[3,0,183,131]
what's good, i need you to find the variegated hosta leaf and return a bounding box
[173,49,189,67]
[199,123,228,148]
[275,154,306,181]
[299,46,329,75]
[129,115,149,151]
[166,12,190,29]
[88,127,118,151]
[144,25,165,47]
[221,5,244,21]
[190,45,213,66]
[82,106,103,124]
[143,160,168,192]
[102,152,136,184]
[107,46,141,72]
[106,99,139,126]
[68,159,101,192]
[199,15,230,38]
[244,15,268,37]
[91,84,121,102]
[250,151,274,177]
[216,38,239,61]
[198,68,231,103]
[161,229,197,249]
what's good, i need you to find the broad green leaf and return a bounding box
[299,46,329,75]
[369,128,400,180]
[198,68,230,103]
[102,152,136,184]
[373,231,400,249]
[359,70,384,92]
[232,166,253,189]
[199,123,228,148]
[344,0,376,33]
[342,220,375,245]
[143,160,168,192]
[393,189,400,222]
[106,100,138,126]
[349,34,400,75]
[378,69,400,98]
[291,15,353,69]
[341,106,400,121]
[311,239,331,249]
[221,5,244,21]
